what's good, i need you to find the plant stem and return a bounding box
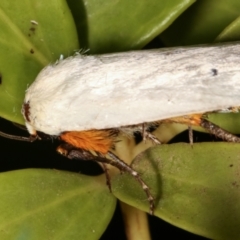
[120,201,151,240]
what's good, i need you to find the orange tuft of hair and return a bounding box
[161,114,203,126]
[60,130,117,154]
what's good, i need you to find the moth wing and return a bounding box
[24,43,240,135]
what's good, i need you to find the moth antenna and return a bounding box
[57,143,155,215]
[12,123,28,131]
[200,119,240,142]
[0,130,37,142]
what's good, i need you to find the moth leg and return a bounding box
[57,143,95,160]
[200,119,240,142]
[164,114,240,143]
[107,151,155,215]
[101,163,112,192]
[142,123,147,142]
[57,143,155,215]
[142,123,161,145]
[188,125,193,146]
[96,153,112,192]
[167,114,240,143]
[161,114,202,145]
[57,143,112,192]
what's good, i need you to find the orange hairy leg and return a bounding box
[59,130,117,190]
[59,130,118,201]
[60,129,117,154]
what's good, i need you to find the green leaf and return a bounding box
[68,0,195,53]
[206,112,240,134]
[215,16,240,42]
[0,0,79,124]
[160,0,240,46]
[112,142,240,239]
[0,169,116,240]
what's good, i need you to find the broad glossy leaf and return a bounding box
[0,0,79,124]
[206,112,240,134]
[0,169,116,240]
[215,16,240,42]
[67,0,195,53]
[160,0,240,46]
[112,142,240,239]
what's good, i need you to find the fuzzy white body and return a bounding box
[23,42,240,136]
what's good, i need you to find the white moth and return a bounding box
[21,42,240,214]
[23,42,240,136]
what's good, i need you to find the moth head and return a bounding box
[22,101,37,136]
